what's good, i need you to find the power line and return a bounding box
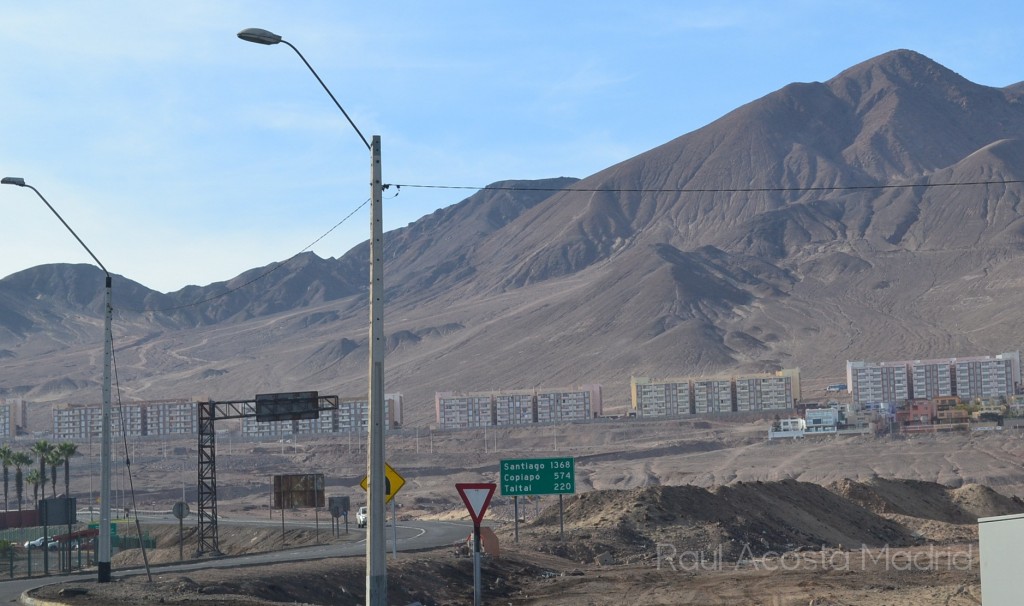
[130,198,370,314]
[128,175,1024,314]
[388,178,1024,194]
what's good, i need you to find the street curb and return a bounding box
[19,590,69,606]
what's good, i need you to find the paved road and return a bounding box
[0,517,473,603]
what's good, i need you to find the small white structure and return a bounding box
[805,408,840,433]
[979,512,1024,605]
[768,418,805,440]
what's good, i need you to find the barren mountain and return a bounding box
[3,49,1024,423]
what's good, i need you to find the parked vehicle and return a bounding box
[356,506,368,528]
[23,536,48,549]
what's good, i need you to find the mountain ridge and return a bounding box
[3,49,1024,423]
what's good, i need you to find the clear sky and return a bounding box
[2,1,1022,293]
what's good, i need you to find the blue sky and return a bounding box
[2,1,1022,293]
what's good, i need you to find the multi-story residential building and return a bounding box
[435,385,602,429]
[632,370,799,417]
[536,385,601,423]
[693,379,734,414]
[847,361,911,408]
[435,392,493,430]
[912,360,954,399]
[850,352,1020,409]
[494,391,536,425]
[735,371,797,411]
[141,399,198,435]
[240,394,403,437]
[955,354,1018,401]
[0,398,26,439]
[631,377,691,417]
[53,402,145,440]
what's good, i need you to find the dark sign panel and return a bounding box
[256,391,320,422]
[273,473,325,509]
[39,497,77,526]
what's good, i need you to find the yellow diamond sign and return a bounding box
[360,462,406,504]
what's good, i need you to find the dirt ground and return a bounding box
[19,415,1024,604]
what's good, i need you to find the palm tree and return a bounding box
[46,450,62,498]
[25,470,40,508]
[0,445,12,511]
[56,442,78,499]
[31,440,52,496]
[13,452,32,511]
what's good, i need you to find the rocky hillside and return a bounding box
[2,50,1024,422]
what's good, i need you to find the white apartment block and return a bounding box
[435,393,492,429]
[735,372,796,411]
[631,377,691,417]
[435,385,602,429]
[0,398,26,439]
[536,386,600,423]
[847,361,911,408]
[240,394,403,437]
[53,402,146,440]
[693,379,734,414]
[494,391,535,426]
[912,361,954,399]
[0,404,10,440]
[849,352,1020,408]
[632,370,799,418]
[955,354,1018,401]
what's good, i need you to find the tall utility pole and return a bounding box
[1,177,114,582]
[366,134,387,603]
[237,28,388,606]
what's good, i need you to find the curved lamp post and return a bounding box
[237,28,387,606]
[1,177,114,583]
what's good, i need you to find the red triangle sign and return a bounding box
[456,482,496,526]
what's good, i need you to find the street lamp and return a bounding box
[1,177,114,583]
[237,28,388,606]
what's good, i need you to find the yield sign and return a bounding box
[456,483,496,526]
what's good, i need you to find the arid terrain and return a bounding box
[21,414,1024,604]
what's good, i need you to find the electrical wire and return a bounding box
[388,178,1024,194]
[130,198,370,314]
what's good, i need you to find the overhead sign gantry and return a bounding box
[196,392,338,556]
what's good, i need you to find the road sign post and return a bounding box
[500,457,575,541]
[456,483,496,606]
[359,462,406,504]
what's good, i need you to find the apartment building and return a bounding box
[240,394,403,437]
[735,371,797,411]
[849,352,1020,408]
[494,391,536,426]
[955,354,1018,401]
[536,385,601,423]
[911,360,954,399]
[0,398,26,439]
[435,392,492,430]
[632,370,799,418]
[847,361,911,408]
[631,377,691,417]
[52,402,146,440]
[693,379,735,414]
[435,385,603,429]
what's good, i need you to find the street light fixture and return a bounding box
[1,176,114,583]
[237,28,388,606]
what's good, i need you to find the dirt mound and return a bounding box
[951,483,1024,520]
[525,479,917,562]
[827,477,1024,523]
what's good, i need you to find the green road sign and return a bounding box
[499,457,575,496]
